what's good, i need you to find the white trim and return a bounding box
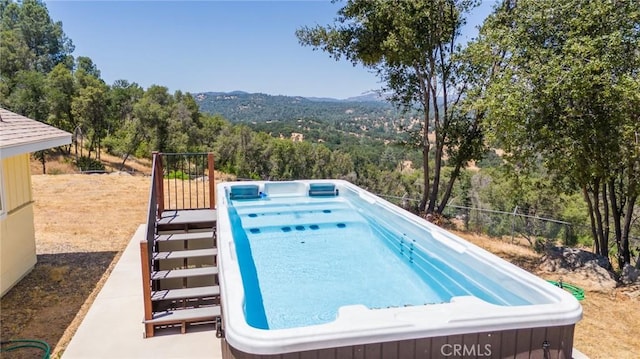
[0,134,71,159]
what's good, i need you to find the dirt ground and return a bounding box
[1,169,639,358]
[1,174,150,358]
[458,232,640,359]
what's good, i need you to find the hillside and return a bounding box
[194,91,417,144]
[194,91,394,123]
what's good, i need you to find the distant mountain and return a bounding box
[344,92,390,102]
[193,91,393,124]
[304,96,343,103]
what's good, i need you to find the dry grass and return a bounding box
[1,164,638,358]
[29,151,153,175]
[32,174,150,253]
[1,173,150,358]
[29,153,77,175]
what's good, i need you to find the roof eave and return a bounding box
[0,134,72,160]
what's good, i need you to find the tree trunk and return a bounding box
[120,132,142,171]
[427,73,441,214]
[420,141,429,212]
[41,157,46,174]
[414,63,431,213]
[621,194,636,266]
[591,179,609,258]
[608,180,624,268]
[436,161,462,214]
[582,185,600,255]
[601,181,610,255]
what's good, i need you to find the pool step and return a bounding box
[157,209,217,232]
[151,266,218,280]
[155,230,215,242]
[151,285,220,302]
[153,248,217,260]
[143,305,221,337]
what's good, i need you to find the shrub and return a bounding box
[75,156,105,171]
[167,170,189,180]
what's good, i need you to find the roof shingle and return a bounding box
[0,108,72,159]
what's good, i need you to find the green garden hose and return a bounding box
[547,280,585,301]
[0,339,51,359]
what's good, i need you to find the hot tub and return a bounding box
[216,180,582,359]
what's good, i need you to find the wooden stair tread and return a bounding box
[157,210,217,226]
[153,248,218,260]
[151,266,218,280]
[151,285,220,301]
[155,231,215,242]
[145,306,221,324]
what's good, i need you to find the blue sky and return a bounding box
[45,1,496,99]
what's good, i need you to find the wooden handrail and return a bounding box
[141,152,160,337]
[140,240,154,337]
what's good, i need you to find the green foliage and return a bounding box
[75,156,105,171]
[45,63,76,132]
[166,170,189,180]
[5,70,47,120]
[476,150,503,169]
[473,0,640,265]
[72,74,109,157]
[0,0,74,106]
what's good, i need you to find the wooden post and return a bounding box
[140,240,154,337]
[208,152,216,209]
[154,152,165,217]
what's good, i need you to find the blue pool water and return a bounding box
[229,192,533,330]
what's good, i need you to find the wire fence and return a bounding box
[377,193,640,258]
[442,204,573,246]
[377,194,573,246]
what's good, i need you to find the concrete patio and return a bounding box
[62,225,222,359]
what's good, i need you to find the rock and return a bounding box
[109,171,132,176]
[539,246,617,292]
[621,264,640,285]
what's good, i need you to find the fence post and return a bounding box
[511,205,518,243]
[208,152,216,209]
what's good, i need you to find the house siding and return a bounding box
[3,154,33,210]
[0,154,36,296]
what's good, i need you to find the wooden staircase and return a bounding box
[142,210,220,337]
[140,152,221,337]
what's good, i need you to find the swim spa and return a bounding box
[216,180,582,358]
